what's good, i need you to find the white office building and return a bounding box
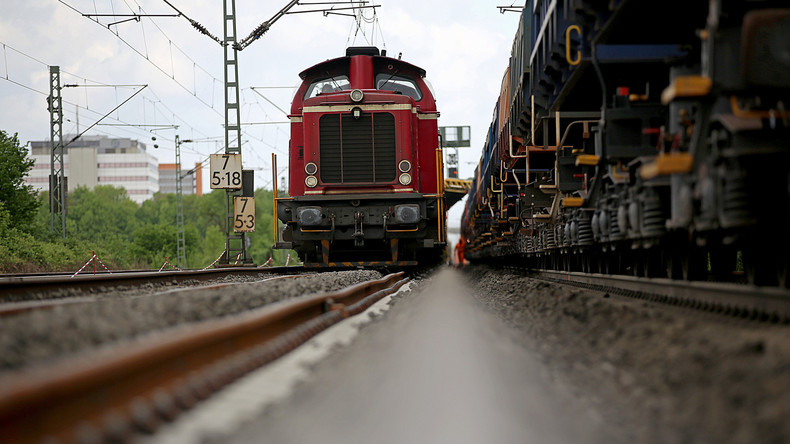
[26,135,159,204]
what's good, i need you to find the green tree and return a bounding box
[128,223,176,265]
[0,130,38,230]
[67,185,138,244]
[64,185,140,267]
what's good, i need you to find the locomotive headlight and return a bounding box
[392,204,420,224]
[305,162,318,175]
[352,106,362,119]
[398,160,411,172]
[305,175,318,188]
[398,173,412,186]
[297,207,323,226]
[350,89,364,103]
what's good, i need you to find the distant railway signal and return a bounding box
[439,126,471,148]
[440,125,470,179]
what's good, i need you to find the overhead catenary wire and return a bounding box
[235,0,300,51]
[249,87,290,117]
[56,0,224,116]
[159,0,225,46]
[64,85,148,148]
[346,4,385,49]
[235,1,378,51]
[0,39,216,152]
[3,69,249,178]
[2,9,230,150]
[11,2,328,189]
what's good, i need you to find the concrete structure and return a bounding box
[158,163,203,196]
[26,135,158,204]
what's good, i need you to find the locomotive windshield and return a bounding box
[304,75,350,99]
[375,74,422,101]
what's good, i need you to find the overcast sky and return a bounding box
[0,0,523,227]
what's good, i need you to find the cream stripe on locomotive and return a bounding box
[303,103,413,113]
[300,104,437,120]
[303,188,415,195]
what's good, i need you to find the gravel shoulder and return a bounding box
[464,265,790,444]
[0,270,382,373]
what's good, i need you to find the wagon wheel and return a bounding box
[743,247,777,287]
[778,257,790,289]
[709,247,737,282]
[643,248,665,278]
[665,248,682,280]
[682,248,707,281]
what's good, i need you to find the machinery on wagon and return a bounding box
[462,0,790,286]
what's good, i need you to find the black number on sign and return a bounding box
[234,214,244,229]
[212,171,221,186]
[222,155,230,169]
[246,214,255,229]
[240,198,248,212]
[223,171,242,186]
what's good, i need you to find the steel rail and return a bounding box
[525,269,790,322]
[0,297,96,316]
[0,272,409,443]
[0,267,302,300]
[0,275,301,317]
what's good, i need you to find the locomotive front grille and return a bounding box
[319,112,396,184]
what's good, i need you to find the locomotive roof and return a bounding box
[299,54,427,80]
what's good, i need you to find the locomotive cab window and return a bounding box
[375,74,422,101]
[305,75,350,99]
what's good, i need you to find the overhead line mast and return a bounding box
[48,67,66,238]
[220,0,248,265]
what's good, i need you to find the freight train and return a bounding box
[274,47,446,267]
[462,0,790,286]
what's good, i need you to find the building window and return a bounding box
[98,176,150,182]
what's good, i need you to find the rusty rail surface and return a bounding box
[0,267,302,300]
[0,297,96,316]
[0,275,300,317]
[0,272,409,443]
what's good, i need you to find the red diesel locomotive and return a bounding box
[274,47,446,266]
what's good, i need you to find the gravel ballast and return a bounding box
[0,270,383,372]
[464,265,790,444]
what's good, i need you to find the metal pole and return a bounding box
[221,0,247,265]
[48,66,66,238]
[175,135,187,269]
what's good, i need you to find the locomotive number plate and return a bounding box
[233,197,255,232]
[210,153,242,189]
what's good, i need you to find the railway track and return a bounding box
[518,268,790,323]
[0,271,408,443]
[0,275,302,317]
[0,267,302,301]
